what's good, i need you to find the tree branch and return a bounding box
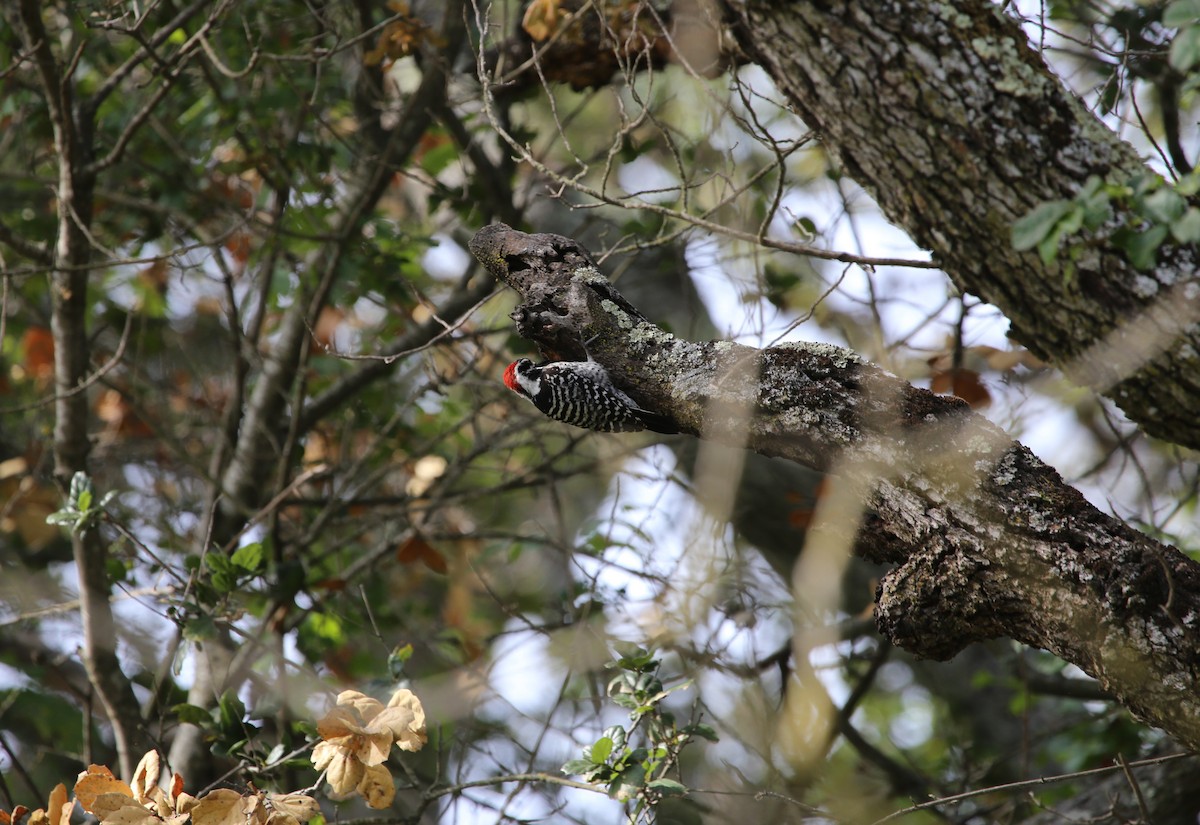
[469,222,1200,752]
[16,0,145,779]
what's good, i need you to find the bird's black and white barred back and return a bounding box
[502,358,677,434]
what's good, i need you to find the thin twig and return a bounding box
[869,751,1195,824]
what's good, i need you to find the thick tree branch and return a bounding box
[469,222,1200,751]
[725,0,1200,450]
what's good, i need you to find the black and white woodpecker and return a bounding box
[502,357,677,434]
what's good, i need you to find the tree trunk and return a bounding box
[726,0,1200,451]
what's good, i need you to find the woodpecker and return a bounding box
[502,357,677,434]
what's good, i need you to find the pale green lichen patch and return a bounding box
[628,323,672,346]
[599,299,635,329]
[788,340,862,369]
[571,266,607,285]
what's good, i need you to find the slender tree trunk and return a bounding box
[15,0,145,779]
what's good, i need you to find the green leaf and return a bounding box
[562,759,595,775]
[1081,197,1113,230]
[647,778,688,796]
[1142,187,1186,224]
[172,703,215,725]
[206,553,234,575]
[682,723,719,742]
[590,736,614,764]
[218,690,246,734]
[76,489,93,513]
[231,541,263,572]
[106,557,129,584]
[604,724,627,751]
[608,763,647,801]
[1129,172,1161,198]
[1115,224,1169,269]
[1057,204,1084,237]
[69,471,91,501]
[183,615,217,641]
[1165,0,1200,27]
[1173,207,1200,243]
[1171,26,1200,72]
[1012,200,1073,251]
[610,645,658,672]
[1176,171,1200,196]
[388,643,414,679]
[1036,228,1063,265]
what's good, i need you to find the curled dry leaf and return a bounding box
[189,789,245,825]
[383,688,427,752]
[356,765,395,810]
[522,0,563,41]
[261,792,320,825]
[76,753,198,825]
[311,739,365,797]
[311,688,427,798]
[90,793,147,821]
[74,766,134,815]
[131,750,162,805]
[24,783,70,825]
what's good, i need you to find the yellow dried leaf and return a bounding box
[321,746,365,797]
[100,804,163,825]
[263,813,298,825]
[22,783,71,825]
[143,788,172,820]
[333,690,382,721]
[167,775,189,810]
[90,793,144,820]
[74,770,135,816]
[173,792,198,817]
[132,751,162,805]
[189,789,246,825]
[382,689,427,752]
[47,784,71,825]
[356,764,395,810]
[241,795,265,825]
[522,0,563,41]
[315,707,358,740]
[265,793,319,824]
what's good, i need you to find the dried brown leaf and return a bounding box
[189,790,245,825]
[382,689,427,752]
[74,768,134,815]
[356,764,395,810]
[132,751,162,805]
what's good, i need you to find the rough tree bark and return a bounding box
[725,0,1200,450]
[470,222,1200,751]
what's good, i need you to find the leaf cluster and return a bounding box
[561,648,717,821]
[1012,172,1200,274]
